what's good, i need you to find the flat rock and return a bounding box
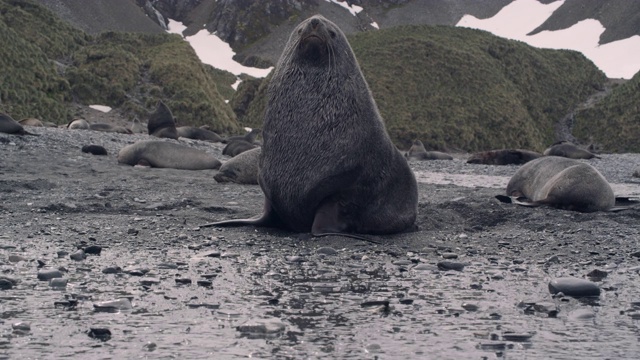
[548,277,601,297]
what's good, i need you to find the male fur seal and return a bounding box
[176,126,225,143]
[148,101,178,140]
[222,140,258,157]
[503,156,614,212]
[467,149,542,165]
[209,15,418,236]
[214,147,260,185]
[0,113,38,135]
[117,140,221,170]
[405,140,453,160]
[544,141,599,159]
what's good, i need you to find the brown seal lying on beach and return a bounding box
[544,141,599,159]
[467,149,542,165]
[117,140,221,170]
[405,140,453,160]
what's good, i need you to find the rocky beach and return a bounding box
[2,124,640,359]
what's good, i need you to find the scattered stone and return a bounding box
[175,278,192,285]
[442,253,458,259]
[546,255,560,264]
[502,332,534,342]
[586,269,608,280]
[54,299,78,310]
[8,254,27,262]
[82,145,108,156]
[462,303,479,311]
[49,278,68,288]
[0,279,14,290]
[631,251,640,258]
[237,318,285,338]
[70,249,86,261]
[57,251,69,258]
[316,247,338,256]
[124,267,150,276]
[569,308,596,320]
[88,327,111,341]
[37,268,63,281]
[143,342,157,351]
[140,277,161,286]
[548,277,601,297]
[197,280,212,287]
[437,261,466,271]
[84,245,102,255]
[158,262,178,269]
[93,298,133,312]
[102,266,122,274]
[361,300,390,308]
[12,322,31,333]
[413,264,438,271]
[186,303,220,309]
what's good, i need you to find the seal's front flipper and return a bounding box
[496,195,540,208]
[311,198,348,235]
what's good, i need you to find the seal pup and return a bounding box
[67,119,90,130]
[214,147,260,185]
[147,101,178,140]
[222,140,258,157]
[209,15,418,236]
[82,145,108,156]
[0,113,38,135]
[502,156,614,212]
[544,141,599,159]
[467,149,542,165]
[89,123,133,134]
[226,128,261,144]
[176,126,225,143]
[405,140,453,160]
[118,140,221,170]
[18,118,43,127]
[129,118,147,134]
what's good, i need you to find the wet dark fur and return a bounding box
[543,141,599,159]
[211,15,418,235]
[0,113,39,136]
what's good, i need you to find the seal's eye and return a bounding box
[329,30,336,38]
[298,28,302,35]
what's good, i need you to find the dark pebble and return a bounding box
[84,245,102,255]
[49,278,68,288]
[38,269,63,281]
[102,266,122,274]
[175,278,192,285]
[0,279,14,290]
[88,327,111,341]
[548,277,601,297]
[361,300,390,308]
[316,247,338,256]
[502,332,534,342]
[186,303,220,309]
[631,251,640,258]
[197,280,212,287]
[442,252,458,259]
[57,251,68,258]
[586,269,608,280]
[437,261,465,271]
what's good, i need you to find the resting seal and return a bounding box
[0,113,38,135]
[226,128,262,144]
[467,149,542,165]
[82,145,108,156]
[214,147,260,185]
[222,140,258,157]
[405,140,453,160]
[544,141,598,159]
[503,156,614,212]
[89,123,133,134]
[68,119,90,130]
[18,118,43,127]
[148,101,178,140]
[117,140,221,170]
[177,126,225,143]
[209,15,418,236]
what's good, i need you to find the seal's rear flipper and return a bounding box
[609,196,640,212]
[495,195,540,207]
[200,199,284,229]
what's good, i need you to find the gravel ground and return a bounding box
[2,125,640,359]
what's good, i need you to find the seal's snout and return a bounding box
[311,18,320,29]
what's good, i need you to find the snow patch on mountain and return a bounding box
[457,0,640,79]
[325,0,363,16]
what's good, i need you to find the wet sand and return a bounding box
[2,126,640,359]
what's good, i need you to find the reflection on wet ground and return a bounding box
[3,229,640,359]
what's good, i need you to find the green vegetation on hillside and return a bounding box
[0,0,239,134]
[351,25,606,151]
[574,73,640,152]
